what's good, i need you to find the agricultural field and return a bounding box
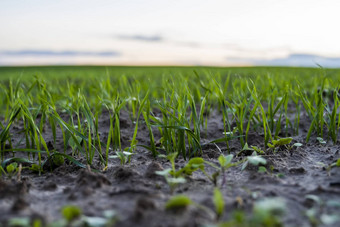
[0,66,339,227]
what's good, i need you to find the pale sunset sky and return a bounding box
[1,0,340,66]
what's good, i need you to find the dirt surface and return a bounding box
[0,109,340,227]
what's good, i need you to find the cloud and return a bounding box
[115,34,163,42]
[0,50,120,57]
[226,53,340,67]
[253,54,340,67]
[171,41,201,48]
[113,33,206,48]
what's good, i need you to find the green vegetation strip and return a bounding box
[0,66,340,171]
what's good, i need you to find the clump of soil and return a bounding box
[0,177,31,198]
[112,166,137,181]
[76,168,111,188]
[144,162,164,180]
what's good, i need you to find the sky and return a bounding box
[1,0,340,66]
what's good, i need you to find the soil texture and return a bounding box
[0,110,339,227]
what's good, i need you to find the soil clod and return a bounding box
[145,162,164,179]
[113,166,136,180]
[289,167,306,174]
[76,169,111,188]
[11,197,29,211]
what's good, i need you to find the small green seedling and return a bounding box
[51,207,117,227]
[258,165,285,178]
[218,154,233,168]
[252,198,286,226]
[156,152,189,193]
[258,166,268,173]
[165,192,217,220]
[158,153,240,187]
[267,137,293,149]
[156,169,186,193]
[158,152,205,177]
[267,137,302,152]
[305,195,321,226]
[241,152,267,171]
[158,152,178,173]
[68,136,83,156]
[237,143,254,156]
[251,145,265,154]
[6,162,18,179]
[209,154,239,186]
[219,197,286,227]
[331,158,340,168]
[52,155,65,166]
[213,187,225,220]
[102,210,118,226]
[238,143,265,156]
[286,142,303,152]
[317,137,326,144]
[62,205,82,223]
[110,151,133,165]
[165,195,193,210]
[293,142,303,148]
[32,219,43,227]
[322,158,340,173]
[304,194,340,226]
[157,154,237,192]
[30,164,41,173]
[8,217,31,227]
[82,210,117,227]
[174,157,205,177]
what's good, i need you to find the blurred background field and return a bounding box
[1,65,340,80]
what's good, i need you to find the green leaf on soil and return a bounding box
[320,214,340,225]
[62,205,82,222]
[251,146,265,154]
[213,187,225,218]
[6,162,17,174]
[242,143,253,151]
[247,156,267,166]
[336,158,340,167]
[8,217,30,226]
[155,168,172,176]
[218,154,233,168]
[52,152,87,169]
[165,195,192,210]
[305,194,321,205]
[166,177,186,184]
[1,157,33,168]
[268,137,293,148]
[83,216,107,227]
[30,164,41,173]
[254,197,286,215]
[317,137,326,144]
[258,166,267,173]
[52,155,65,166]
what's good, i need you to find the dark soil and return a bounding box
[0,109,339,227]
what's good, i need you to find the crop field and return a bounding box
[0,66,339,227]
